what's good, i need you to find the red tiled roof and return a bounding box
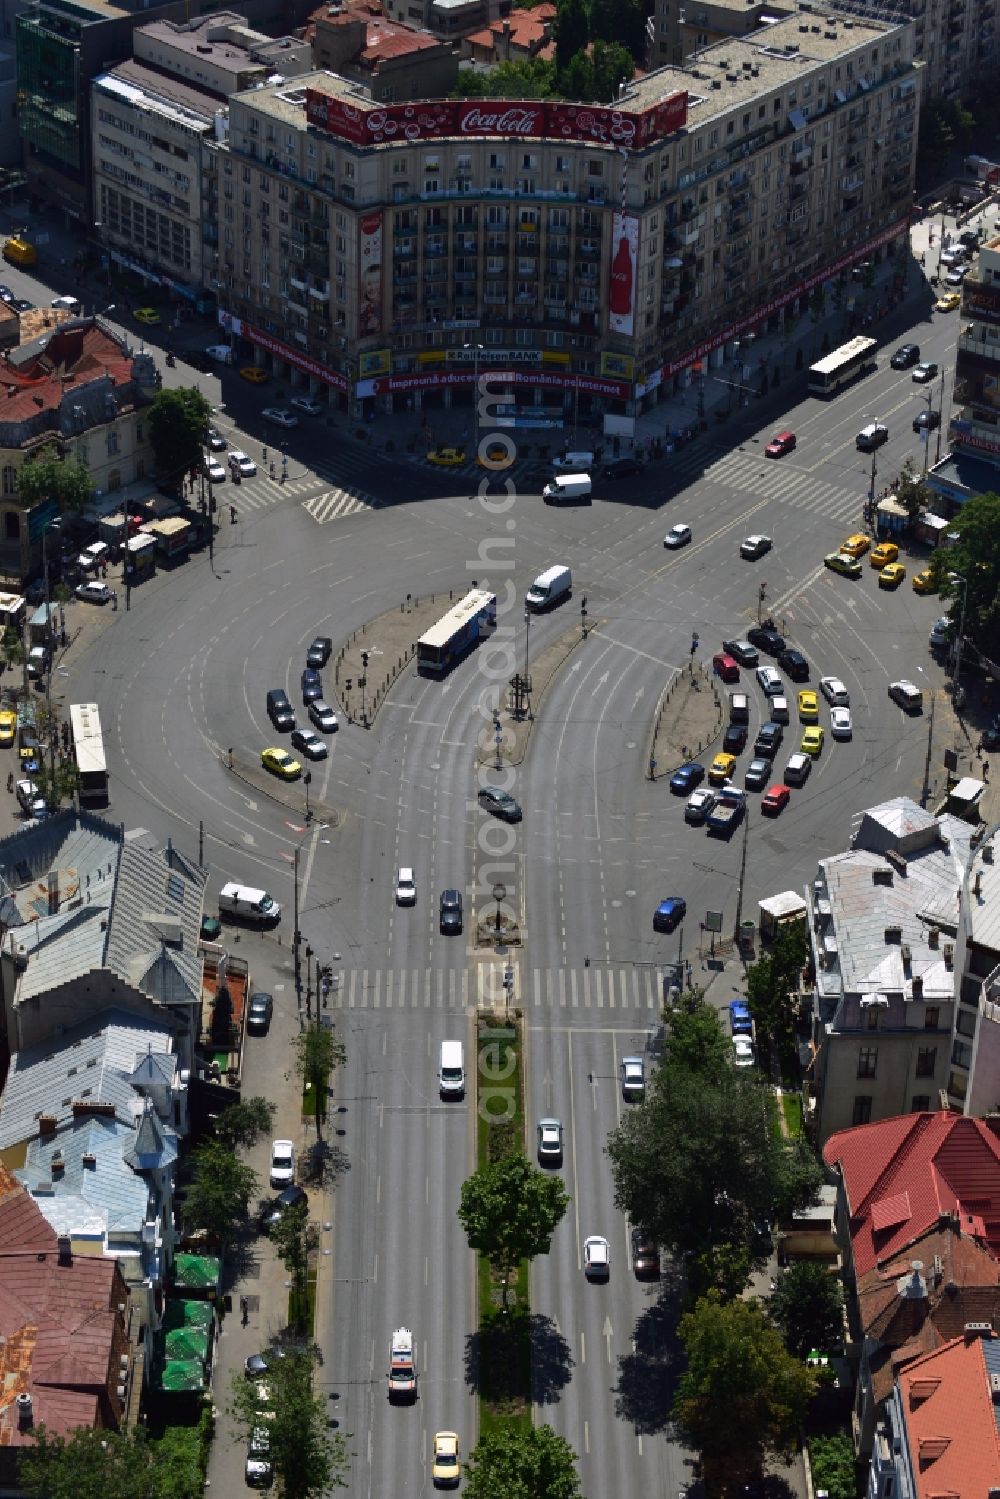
[823,1114,1000,1276]
[362,19,439,62]
[0,323,133,428]
[898,1333,1000,1497]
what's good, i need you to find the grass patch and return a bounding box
[301,1073,328,1122]
[780,1091,804,1139]
[288,1262,317,1336]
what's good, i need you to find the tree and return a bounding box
[770,1261,845,1359]
[895,455,932,521]
[663,989,733,1077]
[19,1425,204,1499]
[557,51,594,101]
[16,443,94,514]
[929,490,1000,658]
[182,1139,258,1244]
[147,387,212,482]
[229,1347,350,1498]
[33,757,79,810]
[291,1024,346,1141]
[458,1152,569,1308]
[1,624,25,678]
[555,0,589,73]
[745,924,806,1046]
[673,1293,817,1493]
[452,58,556,99]
[214,1095,276,1152]
[465,1423,582,1499]
[808,1434,858,1499]
[270,1198,317,1334]
[590,39,635,102]
[590,0,647,58]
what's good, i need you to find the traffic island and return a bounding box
[647,661,724,780]
[473,619,594,771]
[331,590,461,728]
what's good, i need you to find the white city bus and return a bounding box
[69,702,109,804]
[808,335,878,397]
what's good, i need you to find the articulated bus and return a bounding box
[69,702,109,804]
[807,335,878,397]
[416,590,497,676]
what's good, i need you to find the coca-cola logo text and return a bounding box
[457,105,543,134]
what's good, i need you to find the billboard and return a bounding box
[358,212,383,337]
[304,92,687,151]
[608,212,638,337]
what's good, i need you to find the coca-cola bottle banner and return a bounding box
[609,213,638,337]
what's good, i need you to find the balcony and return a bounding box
[308,284,329,301]
[289,274,307,291]
[680,224,700,246]
[286,294,307,316]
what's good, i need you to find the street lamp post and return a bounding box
[492,880,506,948]
[304,769,312,822]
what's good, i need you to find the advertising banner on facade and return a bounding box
[358,212,383,337]
[305,91,687,152]
[240,321,348,391]
[359,349,391,377]
[608,213,638,337]
[361,368,631,399]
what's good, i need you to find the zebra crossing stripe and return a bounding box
[322,964,666,1010]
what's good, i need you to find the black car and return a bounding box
[439,889,463,934]
[603,457,646,479]
[669,761,705,794]
[0,285,12,304]
[778,648,809,681]
[247,991,273,1034]
[744,757,771,790]
[479,787,523,821]
[12,299,33,314]
[307,636,333,669]
[982,723,1000,752]
[913,409,941,433]
[890,343,920,369]
[723,723,748,755]
[631,1225,660,1280]
[747,625,785,655]
[260,1183,307,1228]
[301,668,322,704]
[290,727,328,760]
[754,723,783,758]
[721,638,759,666]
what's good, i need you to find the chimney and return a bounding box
[928,927,940,948]
[57,1235,72,1266]
[974,871,983,898]
[912,974,923,998]
[51,1149,64,1176]
[38,1115,57,1139]
[943,943,954,970]
[15,1393,32,1430]
[47,870,58,915]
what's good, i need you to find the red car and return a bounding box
[761,783,791,815]
[765,430,796,458]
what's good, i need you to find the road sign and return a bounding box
[704,910,723,933]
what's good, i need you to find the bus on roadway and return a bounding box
[808,335,878,397]
[417,589,497,676]
[69,702,109,804]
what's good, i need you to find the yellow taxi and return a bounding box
[841,533,870,558]
[0,709,15,746]
[3,237,37,266]
[869,542,899,569]
[798,690,819,723]
[824,551,862,578]
[912,569,937,594]
[801,725,825,757]
[133,307,161,325]
[708,752,737,785]
[261,747,301,780]
[476,443,513,469]
[240,366,269,384]
[935,291,961,313]
[427,447,467,467]
[432,1431,460,1487]
[878,562,906,589]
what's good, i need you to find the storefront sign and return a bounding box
[305,91,687,152]
[359,349,391,377]
[360,368,630,398]
[600,351,635,381]
[446,348,542,365]
[242,322,348,391]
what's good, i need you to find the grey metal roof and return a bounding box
[966,824,1000,959]
[0,1009,175,1151]
[123,1101,177,1173]
[105,831,207,1008]
[17,1116,150,1240]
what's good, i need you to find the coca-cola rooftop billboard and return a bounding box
[304,92,687,151]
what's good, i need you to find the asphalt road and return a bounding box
[49,279,965,1497]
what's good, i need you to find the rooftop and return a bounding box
[0,319,137,436]
[96,59,224,126]
[137,13,268,68]
[965,824,1000,958]
[823,1112,1000,1276]
[895,1330,1000,1497]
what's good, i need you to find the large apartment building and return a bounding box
[216,11,919,420]
[949,230,1000,467]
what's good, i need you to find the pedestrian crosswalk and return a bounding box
[414,455,544,489]
[326,962,669,1013]
[302,486,380,524]
[668,447,864,525]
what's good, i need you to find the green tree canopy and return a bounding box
[458,1151,569,1307]
[270,1198,316,1335]
[229,1347,350,1498]
[555,0,589,72]
[291,1025,346,1141]
[590,39,635,102]
[452,58,557,99]
[807,1434,858,1499]
[557,51,594,100]
[16,443,94,514]
[894,455,933,522]
[745,924,806,1046]
[663,988,733,1077]
[182,1139,258,1243]
[214,1095,276,1151]
[673,1293,817,1492]
[147,387,212,482]
[19,1424,204,1499]
[465,1423,582,1499]
[929,490,1000,659]
[770,1260,845,1359]
[589,0,647,57]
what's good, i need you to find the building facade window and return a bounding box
[857,1046,878,1079]
[852,1096,873,1126]
[924,1006,939,1029]
[915,1047,937,1077]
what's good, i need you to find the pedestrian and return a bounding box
[111,589,118,611]
[240,1296,249,1326]
[6,771,12,794]
[985,761,991,783]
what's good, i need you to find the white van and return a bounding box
[218,882,281,924]
[552,450,594,473]
[526,564,572,611]
[439,1040,465,1098]
[543,474,592,504]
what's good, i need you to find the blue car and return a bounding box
[669,762,705,795]
[729,999,753,1036]
[653,897,687,934]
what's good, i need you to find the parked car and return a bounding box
[269,1139,295,1188]
[603,457,645,478]
[246,991,273,1034]
[75,581,112,604]
[261,407,298,428]
[631,1226,660,1279]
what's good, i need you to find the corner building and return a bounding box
[218,11,919,422]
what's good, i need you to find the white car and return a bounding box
[290,727,328,760]
[15,779,47,818]
[308,701,338,733]
[939,247,967,267]
[756,665,783,696]
[740,534,772,560]
[537,1118,563,1164]
[203,455,226,483]
[395,867,416,905]
[290,394,324,416]
[262,406,298,429]
[733,1036,756,1068]
[664,523,692,549]
[205,344,233,363]
[685,787,716,824]
[889,680,923,711]
[75,581,113,604]
[830,706,853,739]
[269,1139,295,1188]
[583,1235,611,1279]
[621,1056,645,1100]
[945,264,970,285]
[819,676,850,706]
[229,449,257,477]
